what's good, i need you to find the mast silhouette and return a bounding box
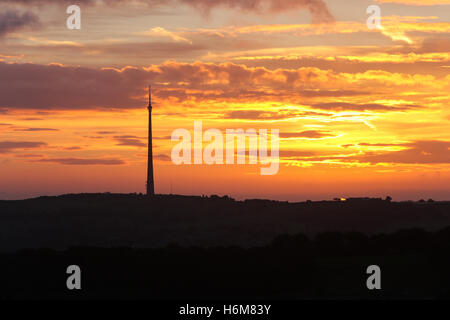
[146,86,155,196]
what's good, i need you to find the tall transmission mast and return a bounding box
[146,86,155,197]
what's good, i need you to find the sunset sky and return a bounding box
[0,0,449,201]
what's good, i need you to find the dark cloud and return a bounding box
[63,146,82,150]
[34,157,125,165]
[96,131,117,135]
[1,0,334,23]
[358,142,406,147]
[224,110,291,120]
[154,154,171,161]
[277,142,450,165]
[341,142,407,148]
[279,150,317,158]
[419,38,450,54]
[393,37,450,55]
[352,141,450,164]
[92,41,207,60]
[0,141,47,153]
[280,130,335,139]
[114,135,146,147]
[178,0,334,23]
[0,62,149,109]
[13,127,59,132]
[299,90,370,98]
[0,9,40,37]
[235,149,317,159]
[312,102,420,112]
[114,135,143,139]
[0,123,11,126]
[0,61,383,111]
[153,136,172,140]
[242,54,450,78]
[19,117,44,121]
[224,109,329,120]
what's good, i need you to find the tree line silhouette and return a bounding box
[1,226,450,299]
[1,193,450,251]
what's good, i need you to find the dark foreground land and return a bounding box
[1,194,450,299]
[1,193,450,250]
[1,227,450,299]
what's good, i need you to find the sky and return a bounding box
[0,0,449,201]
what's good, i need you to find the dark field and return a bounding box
[1,227,450,299]
[1,193,450,250]
[1,194,450,299]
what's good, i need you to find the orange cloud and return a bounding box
[1,60,447,111]
[188,17,450,40]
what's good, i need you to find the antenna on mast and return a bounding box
[148,85,152,109]
[146,85,155,196]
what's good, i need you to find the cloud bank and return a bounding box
[0,9,40,37]
[0,0,334,23]
[0,141,46,153]
[0,61,442,111]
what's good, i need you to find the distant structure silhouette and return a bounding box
[146,86,155,196]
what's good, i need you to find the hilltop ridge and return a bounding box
[1,193,449,251]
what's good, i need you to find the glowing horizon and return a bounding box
[0,0,449,201]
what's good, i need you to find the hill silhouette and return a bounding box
[2,226,450,299]
[2,193,450,299]
[1,193,450,251]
